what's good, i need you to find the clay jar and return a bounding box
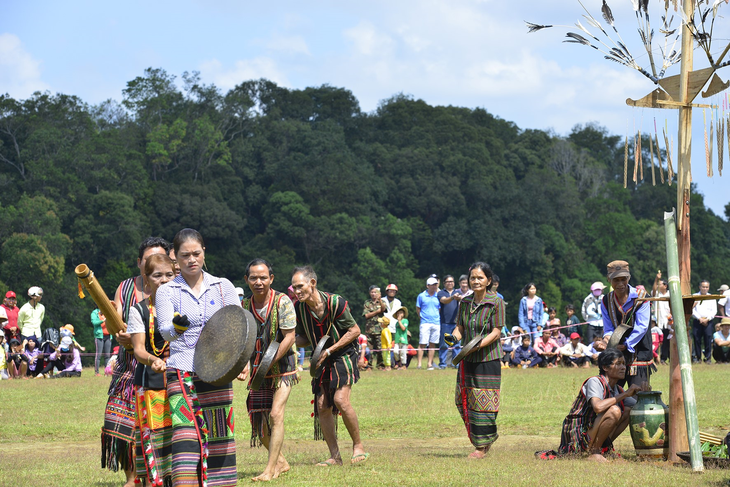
[629,391,669,460]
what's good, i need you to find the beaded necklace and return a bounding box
[147,302,167,356]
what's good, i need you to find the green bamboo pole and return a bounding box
[664,210,703,472]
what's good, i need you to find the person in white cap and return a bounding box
[582,282,605,345]
[416,277,441,369]
[235,286,245,303]
[18,286,45,343]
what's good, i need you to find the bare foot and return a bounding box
[252,471,275,482]
[588,453,609,463]
[275,458,290,476]
[315,458,342,466]
[123,469,136,487]
[468,449,486,459]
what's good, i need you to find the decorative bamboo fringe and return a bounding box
[649,133,656,185]
[633,133,639,184]
[719,118,724,176]
[639,131,644,181]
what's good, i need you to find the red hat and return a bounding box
[570,332,581,340]
[5,291,16,298]
[386,283,398,291]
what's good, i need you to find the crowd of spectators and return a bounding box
[355,269,730,372]
[1,287,106,380]
[4,268,730,379]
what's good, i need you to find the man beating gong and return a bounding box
[290,265,369,466]
[238,258,299,482]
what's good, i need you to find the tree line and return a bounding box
[2,68,729,348]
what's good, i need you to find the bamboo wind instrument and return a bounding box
[649,133,657,185]
[75,263,129,348]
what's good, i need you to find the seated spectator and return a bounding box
[534,329,561,367]
[36,336,82,378]
[713,318,730,364]
[0,335,7,379]
[105,346,119,376]
[651,323,664,364]
[7,338,29,378]
[560,333,590,368]
[60,325,86,352]
[3,320,21,346]
[551,327,568,347]
[502,326,523,367]
[565,304,580,336]
[586,335,606,365]
[512,335,543,368]
[24,335,42,377]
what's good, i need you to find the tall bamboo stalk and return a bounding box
[664,210,703,472]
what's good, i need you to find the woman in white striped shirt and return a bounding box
[157,228,240,487]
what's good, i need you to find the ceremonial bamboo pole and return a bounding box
[669,0,695,463]
[75,263,130,350]
[664,210,703,472]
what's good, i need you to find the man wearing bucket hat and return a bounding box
[582,282,606,345]
[600,260,652,388]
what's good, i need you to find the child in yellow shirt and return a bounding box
[378,317,393,371]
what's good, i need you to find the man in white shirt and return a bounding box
[691,280,717,364]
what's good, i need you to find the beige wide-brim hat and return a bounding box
[393,306,409,319]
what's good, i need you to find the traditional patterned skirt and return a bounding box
[167,369,236,487]
[455,359,500,449]
[135,387,173,486]
[311,346,359,441]
[101,350,137,472]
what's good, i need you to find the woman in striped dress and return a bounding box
[453,262,505,459]
[157,229,240,486]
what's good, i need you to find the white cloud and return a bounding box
[198,57,290,90]
[265,35,311,55]
[343,21,394,56]
[0,33,49,98]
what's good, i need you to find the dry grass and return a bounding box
[1,362,729,486]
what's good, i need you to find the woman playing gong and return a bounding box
[453,262,505,459]
[157,229,240,487]
[128,253,175,486]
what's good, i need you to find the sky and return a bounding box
[2,0,729,217]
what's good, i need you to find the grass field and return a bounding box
[1,362,729,486]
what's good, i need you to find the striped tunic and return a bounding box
[457,291,504,363]
[157,272,240,373]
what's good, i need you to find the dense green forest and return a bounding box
[2,68,729,348]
